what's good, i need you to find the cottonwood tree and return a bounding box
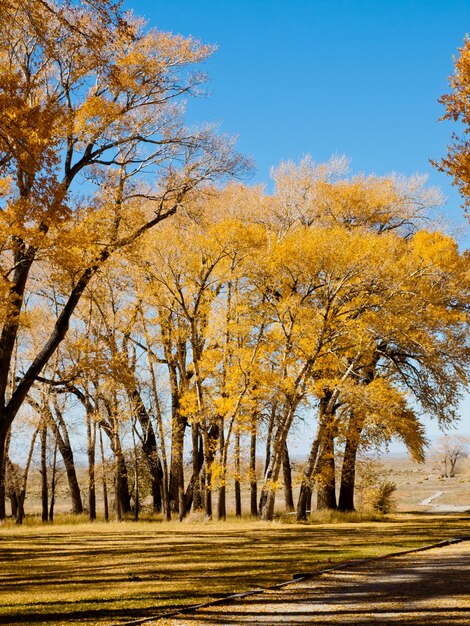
[436,35,470,211]
[259,159,468,520]
[0,0,247,517]
[433,434,469,478]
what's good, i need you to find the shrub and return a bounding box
[371,480,397,514]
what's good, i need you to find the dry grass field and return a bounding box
[377,454,470,512]
[1,514,470,625]
[1,453,469,625]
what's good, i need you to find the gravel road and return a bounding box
[152,539,470,625]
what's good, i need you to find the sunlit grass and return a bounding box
[1,513,469,625]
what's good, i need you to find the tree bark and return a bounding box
[16,426,40,525]
[217,416,226,521]
[259,401,299,521]
[282,443,295,512]
[189,422,203,512]
[49,439,58,522]
[316,423,337,511]
[250,417,258,516]
[40,421,48,522]
[86,412,96,521]
[100,415,131,513]
[338,413,364,512]
[127,387,163,513]
[99,426,109,522]
[49,402,83,514]
[0,429,11,520]
[169,413,186,513]
[235,431,242,517]
[297,401,333,521]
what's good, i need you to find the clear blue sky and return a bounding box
[128,1,470,224]
[127,0,470,447]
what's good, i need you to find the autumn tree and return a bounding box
[259,158,468,520]
[0,0,247,517]
[435,35,470,211]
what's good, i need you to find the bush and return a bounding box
[355,459,397,514]
[371,480,397,514]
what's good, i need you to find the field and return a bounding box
[1,453,469,625]
[382,455,470,512]
[1,514,470,626]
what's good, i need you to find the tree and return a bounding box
[0,0,247,518]
[433,434,470,478]
[435,36,470,211]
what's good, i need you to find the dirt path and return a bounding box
[152,539,470,625]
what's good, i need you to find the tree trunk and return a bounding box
[49,403,83,514]
[297,393,335,519]
[234,431,242,517]
[114,432,122,522]
[16,426,39,525]
[264,404,276,476]
[128,388,163,513]
[338,413,364,512]
[250,417,257,516]
[5,456,20,518]
[101,418,131,513]
[132,423,139,521]
[0,428,9,520]
[49,439,58,522]
[282,443,294,512]
[86,410,96,521]
[141,313,172,521]
[169,416,186,514]
[99,426,109,522]
[40,421,48,522]
[316,424,337,511]
[205,467,213,519]
[297,426,323,521]
[259,402,299,521]
[10,490,18,518]
[217,416,226,521]
[190,423,203,511]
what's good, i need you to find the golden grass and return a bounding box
[1,513,469,625]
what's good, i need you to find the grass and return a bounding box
[1,513,469,625]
